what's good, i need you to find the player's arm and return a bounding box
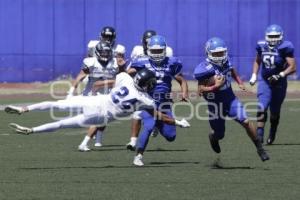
[282,57,296,76]
[127,67,137,75]
[92,79,116,94]
[249,54,262,85]
[231,68,246,91]
[145,108,190,128]
[67,69,89,97]
[197,75,225,95]
[268,47,297,84]
[174,74,189,101]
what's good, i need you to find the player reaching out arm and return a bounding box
[5,69,190,152]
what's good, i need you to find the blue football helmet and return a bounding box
[205,37,228,66]
[265,24,283,47]
[147,35,167,63]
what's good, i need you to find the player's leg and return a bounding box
[133,111,156,166]
[208,104,225,153]
[256,80,272,143]
[268,80,287,144]
[5,96,86,114]
[126,111,142,151]
[9,114,88,134]
[229,98,269,161]
[78,126,98,152]
[94,126,106,147]
[157,110,177,142]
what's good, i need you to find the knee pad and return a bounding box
[257,111,267,123]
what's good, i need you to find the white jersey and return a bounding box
[81,72,155,121]
[130,45,174,59]
[82,57,119,95]
[87,40,125,57]
[82,57,119,80]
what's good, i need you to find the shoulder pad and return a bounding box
[278,40,294,49]
[166,46,173,57]
[131,46,144,59]
[87,40,99,48]
[83,57,96,67]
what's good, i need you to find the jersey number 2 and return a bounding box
[111,86,138,109]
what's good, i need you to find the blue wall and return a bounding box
[0,0,299,82]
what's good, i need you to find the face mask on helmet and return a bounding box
[134,69,157,93]
[265,24,283,47]
[142,30,157,54]
[95,42,113,63]
[147,35,167,64]
[205,37,228,66]
[100,26,116,47]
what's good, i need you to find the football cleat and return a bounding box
[5,106,24,115]
[126,142,136,151]
[133,154,144,166]
[257,148,270,162]
[9,123,33,135]
[150,127,159,138]
[78,145,91,152]
[209,133,221,153]
[94,142,102,147]
[266,132,276,145]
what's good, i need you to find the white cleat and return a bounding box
[78,145,91,152]
[133,154,144,166]
[9,123,33,135]
[5,106,24,115]
[94,142,102,147]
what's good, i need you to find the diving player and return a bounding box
[249,24,296,144]
[128,35,189,166]
[194,37,269,162]
[5,70,190,143]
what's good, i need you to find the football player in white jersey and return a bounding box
[130,30,173,60]
[126,30,175,150]
[5,69,190,154]
[87,26,126,58]
[67,41,126,148]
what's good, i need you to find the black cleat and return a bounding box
[126,143,136,151]
[257,148,270,162]
[266,132,276,145]
[209,134,221,153]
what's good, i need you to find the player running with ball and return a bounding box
[194,37,269,162]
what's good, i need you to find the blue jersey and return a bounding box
[256,40,294,80]
[193,59,235,102]
[130,56,182,105]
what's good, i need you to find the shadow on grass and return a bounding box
[210,158,255,170]
[150,161,200,165]
[146,148,188,152]
[267,143,300,146]
[19,165,172,170]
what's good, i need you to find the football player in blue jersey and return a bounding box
[249,24,297,144]
[127,35,189,166]
[194,37,269,162]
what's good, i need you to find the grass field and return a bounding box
[0,94,300,199]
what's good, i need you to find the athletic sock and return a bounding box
[80,136,91,146]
